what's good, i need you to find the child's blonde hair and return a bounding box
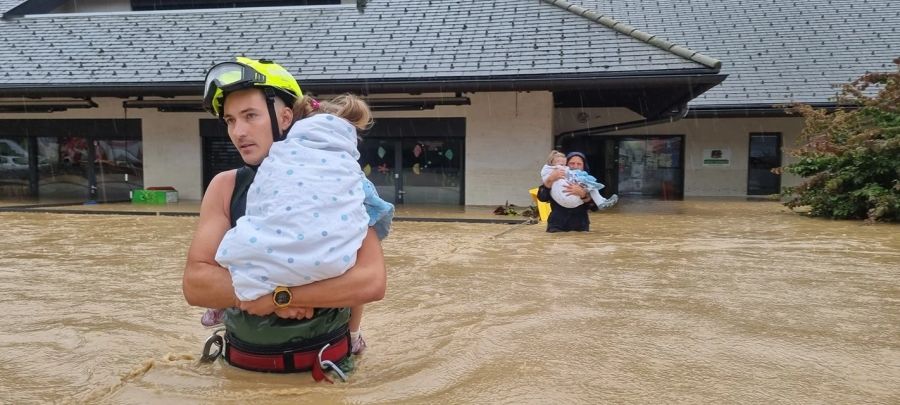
[293,93,373,131]
[546,150,566,165]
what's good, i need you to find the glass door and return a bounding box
[94,139,144,201]
[399,138,462,204]
[358,137,464,205]
[37,136,91,200]
[35,136,144,202]
[617,136,683,199]
[358,118,465,205]
[748,133,781,195]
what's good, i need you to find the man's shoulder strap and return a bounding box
[229,166,256,228]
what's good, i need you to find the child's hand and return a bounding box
[546,168,566,183]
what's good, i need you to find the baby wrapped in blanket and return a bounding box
[216,113,393,301]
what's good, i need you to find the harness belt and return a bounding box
[223,326,350,381]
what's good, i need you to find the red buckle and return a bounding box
[225,334,350,377]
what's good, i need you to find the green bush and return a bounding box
[782,58,900,222]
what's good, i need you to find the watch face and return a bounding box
[274,290,291,305]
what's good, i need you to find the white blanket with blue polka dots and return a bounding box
[216,113,392,301]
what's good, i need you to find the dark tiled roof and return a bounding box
[0,0,21,14]
[571,0,900,107]
[0,0,716,96]
[544,0,719,70]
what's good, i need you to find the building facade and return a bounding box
[0,0,896,206]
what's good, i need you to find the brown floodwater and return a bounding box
[0,199,898,404]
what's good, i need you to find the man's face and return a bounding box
[567,156,585,170]
[221,88,274,166]
[221,88,292,166]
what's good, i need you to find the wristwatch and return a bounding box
[273,286,292,308]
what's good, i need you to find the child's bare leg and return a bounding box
[349,305,367,354]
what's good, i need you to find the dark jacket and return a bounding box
[537,184,596,232]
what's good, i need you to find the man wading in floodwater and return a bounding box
[182,58,386,381]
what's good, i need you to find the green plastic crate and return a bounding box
[131,189,177,204]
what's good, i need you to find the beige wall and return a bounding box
[92,99,206,200]
[463,92,554,205]
[133,107,205,200]
[2,95,806,203]
[555,108,805,197]
[555,107,644,129]
[373,91,555,206]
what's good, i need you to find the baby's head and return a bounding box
[546,150,566,166]
[293,93,373,131]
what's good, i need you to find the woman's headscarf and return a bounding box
[565,151,588,171]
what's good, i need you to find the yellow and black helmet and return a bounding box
[202,57,303,117]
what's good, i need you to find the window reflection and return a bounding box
[0,137,144,201]
[94,139,143,201]
[38,137,89,200]
[0,120,142,202]
[0,137,29,198]
[617,137,683,199]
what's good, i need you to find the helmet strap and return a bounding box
[262,87,284,142]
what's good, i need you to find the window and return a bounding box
[359,118,466,205]
[0,120,141,202]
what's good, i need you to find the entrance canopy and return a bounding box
[552,73,725,118]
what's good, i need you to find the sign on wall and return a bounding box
[702,148,731,167]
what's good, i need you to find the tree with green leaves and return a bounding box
[782,58,899,222]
